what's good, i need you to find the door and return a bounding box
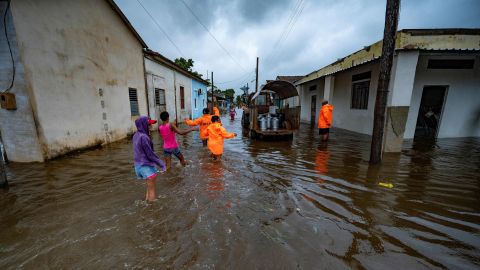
[311,95,317,125]
[414,86,447,139]
[155,88,166,119]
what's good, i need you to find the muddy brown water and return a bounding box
[1,113,479,269]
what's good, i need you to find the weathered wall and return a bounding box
[10,0,147,159]
[0,2,43,162]
[404,54,480,139]
[144,57,192,123]
[330,61,380,134]
[191,79,207,119]
[299,79,324,124]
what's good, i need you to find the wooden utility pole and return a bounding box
[369,0,400,164]
[255,57,259,93]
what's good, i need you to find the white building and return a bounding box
[144,50,208,125]
[296,29,480,152]
[0,0,148,162]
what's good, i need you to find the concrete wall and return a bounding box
[299,79,324,124]
[10,0,147,159]
[404,54,480,139]
[192,79,207,119]
[144,57,192,123]
[330,62,380,134]
[0,2,43,162]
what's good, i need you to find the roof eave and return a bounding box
[105,0,148,48]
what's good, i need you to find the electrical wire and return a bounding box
[216,70,255,85]
[179,0,246,72]
[1,0,15,93]
[264,0,306,66]
[136,0,184,56]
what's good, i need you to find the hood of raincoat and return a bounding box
[135,116,149,135]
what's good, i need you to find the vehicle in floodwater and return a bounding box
[243,80,300,140]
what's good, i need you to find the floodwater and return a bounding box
[1,113,479,269]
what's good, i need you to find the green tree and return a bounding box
[174,57,194,71]
[223,89,235,99]
[174,57,203,79]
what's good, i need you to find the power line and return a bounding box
[179,0,246,72]
[136,0,184,56]
[216,70,255,85]
[1,0,15,93]
[264,0,306,66]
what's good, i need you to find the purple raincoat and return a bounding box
[132,116,166,170]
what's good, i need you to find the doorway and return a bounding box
[311,95,317,125]
[414,86,447,139]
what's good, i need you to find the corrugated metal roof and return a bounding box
[296,28,480,85]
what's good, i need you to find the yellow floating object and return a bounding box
[378,182,394,188]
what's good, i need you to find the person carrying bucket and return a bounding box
[207,115,236,160]
[185,108,213,146]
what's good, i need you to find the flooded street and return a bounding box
[1,113,479,269]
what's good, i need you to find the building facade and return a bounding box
[296,29,480,152]
[144,50,208,125]
[0,0,148,162]
[191,79,208,119]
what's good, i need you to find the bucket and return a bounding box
[272,117,280,130]
[258,117,267,130]
[266,115,272,129]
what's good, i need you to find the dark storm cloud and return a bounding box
[115,0,480,93]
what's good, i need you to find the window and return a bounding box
[351,71,371,110]
[427,59,474,69]
[155,88,166,106]
[194,98,197,109]
[309,85,317,91]
[128,88,139,116]
[180,86,185,109]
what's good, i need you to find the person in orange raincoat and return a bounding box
[318,100,334,141]
[207,115,236,160]
[185,108,212,146]
[208,101,220,117]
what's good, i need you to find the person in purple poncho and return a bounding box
[132,116,166,202]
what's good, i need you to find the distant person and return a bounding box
[318,100,334,141]
[185,108,213,146]
[159,112,197,170]
[229,106,237,120]
[207,115,236,160]
[132,116,166,202]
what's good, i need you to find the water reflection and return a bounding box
[0,113,479,269]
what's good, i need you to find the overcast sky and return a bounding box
[115,0,480,95]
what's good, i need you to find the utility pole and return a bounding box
[255,57,259,93]
[369,0,400,164]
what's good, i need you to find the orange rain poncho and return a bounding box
[213,106,220,117]
[185,114,212,140]
[207,122,235,155]
[318,104,334,129]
